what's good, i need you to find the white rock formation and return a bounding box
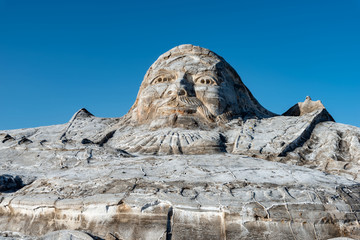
[0,45,359,240]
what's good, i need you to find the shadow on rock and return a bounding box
[0,175,35,193]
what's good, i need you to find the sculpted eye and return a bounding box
[195,76,217,86]
[152,75,175,84]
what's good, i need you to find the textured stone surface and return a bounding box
[0,45,359,239]
[0,230,95,240]
[0,154,359,239]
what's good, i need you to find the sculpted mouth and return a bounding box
[156,96,216,122]
[157,96,202,115]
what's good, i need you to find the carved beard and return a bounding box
[139,95,218,130]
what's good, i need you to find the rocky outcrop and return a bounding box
[283,121,360,181]
[0,45,359,239]
[283,96,333,118]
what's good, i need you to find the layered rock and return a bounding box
[0,44,359,239]
[0,155,359,239]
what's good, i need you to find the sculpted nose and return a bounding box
[166,87,188,97]
[166,74,192,97]
[177,89,187,96]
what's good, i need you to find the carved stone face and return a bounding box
[130,45,273,129]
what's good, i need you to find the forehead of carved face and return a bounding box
[133,51,241,128]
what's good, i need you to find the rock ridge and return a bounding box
[0,44,359,239]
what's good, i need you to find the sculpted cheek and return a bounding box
[195,86,225,115]
[221,86,239,108]
[153,84,169,97]
[140,86,162,103]
[136,88,159,120]
[195,86,217,100]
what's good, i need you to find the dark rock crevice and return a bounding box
[2,134,15,143]
[97,130,116,147]
[166,207,174,240]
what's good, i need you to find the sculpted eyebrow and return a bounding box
[151,69,173,78]
[149,70,176,84]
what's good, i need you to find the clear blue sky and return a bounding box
[1,0,359,129]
